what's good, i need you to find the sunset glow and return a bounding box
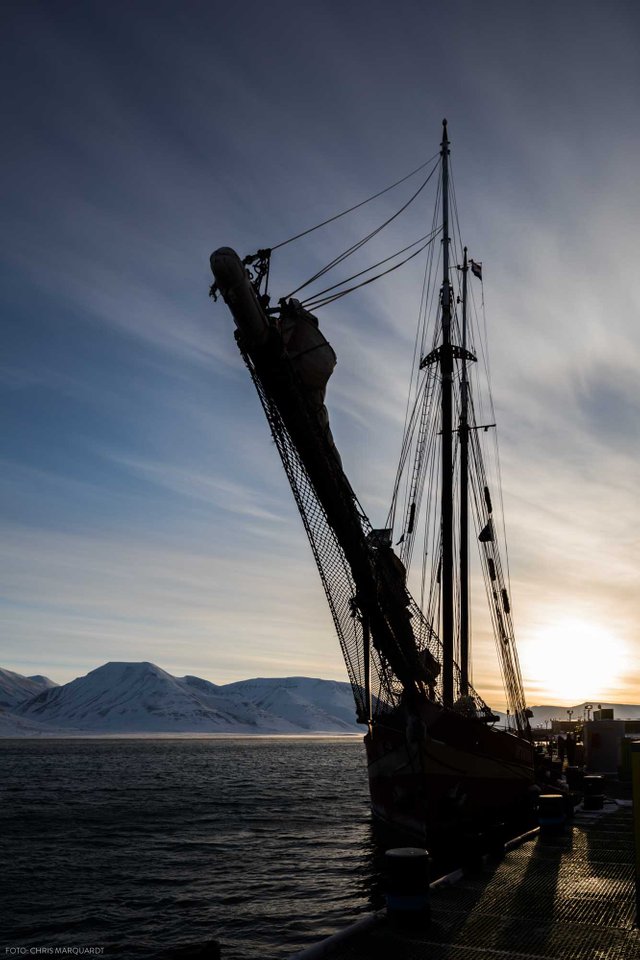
[519,617,629,705]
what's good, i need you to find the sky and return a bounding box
[2,0,639,709]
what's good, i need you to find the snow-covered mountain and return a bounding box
[9,662,362,736]
[28,674,58,688]
[221,677,360,732]
[0,667,58,709]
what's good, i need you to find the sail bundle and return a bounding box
[240,339,491,723]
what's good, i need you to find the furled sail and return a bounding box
[211,246,492,722]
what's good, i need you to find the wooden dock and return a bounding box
[294,799,639,960]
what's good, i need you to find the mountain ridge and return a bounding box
[0,667,59,710]
[4,662,362,737]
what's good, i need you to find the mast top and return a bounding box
[441,119,449,144]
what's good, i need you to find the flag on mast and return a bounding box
[470,259,483,280]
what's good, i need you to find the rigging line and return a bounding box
[468,428,524,719]
[285,158,441,299]
[451,168,511,665]
[270,151,440,252]
[410,372,440,569]
[389,197,439,530]
[422,398,441,618]
[302,233,440,309]
[388,369,430,531]
[447,161,463,300]
[417,171,441,356]
[300,227,441,305]
[449,156,465,264]
[492,426,514,616]
[389,177,442,532]
[424,169,442,344]
[401,373,436,571]
[469,275,494,421]
[424,177,443,356]
[418,173,441,363]
[473,284,514,605]
[467,279,515,616]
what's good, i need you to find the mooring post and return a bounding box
[538,794,566,835]
[632,741,640,927]
[384,847,431,923]
[583,774,605,811]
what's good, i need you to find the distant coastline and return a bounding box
[2,662,638,738]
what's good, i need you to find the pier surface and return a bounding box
[313,802,639,960]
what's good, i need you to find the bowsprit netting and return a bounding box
[240,342,492,723]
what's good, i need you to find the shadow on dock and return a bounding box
[307,798,639,960]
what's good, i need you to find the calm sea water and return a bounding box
[1,737,382,960]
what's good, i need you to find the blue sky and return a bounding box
[2,1,639,707]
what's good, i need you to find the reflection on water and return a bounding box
[1,737,386,959]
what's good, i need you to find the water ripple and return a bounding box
[1,737,378,959]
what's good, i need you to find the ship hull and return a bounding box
[365,704,535,841]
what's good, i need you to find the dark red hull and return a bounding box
[365,702,534,840]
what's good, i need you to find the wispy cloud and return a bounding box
[2,1,640,708]
[1,523,339,684]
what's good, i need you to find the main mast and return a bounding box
[460,247,470,697]
[440,120,454,707]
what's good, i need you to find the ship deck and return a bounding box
[292,790,639,960]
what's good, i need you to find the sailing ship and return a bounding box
[210,121,535,841]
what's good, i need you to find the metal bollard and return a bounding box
[565,765,583,790]
[583,774,605,811]
[384,847,430,921]
[538,793,566,833]
[486,821,506,859]
[550,759,564,781]
[459,829,486,872]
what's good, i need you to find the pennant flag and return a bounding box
[470,259,483,280]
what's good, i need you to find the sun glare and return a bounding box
[520,617,627,704]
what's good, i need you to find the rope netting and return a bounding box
[240,342,492,724]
